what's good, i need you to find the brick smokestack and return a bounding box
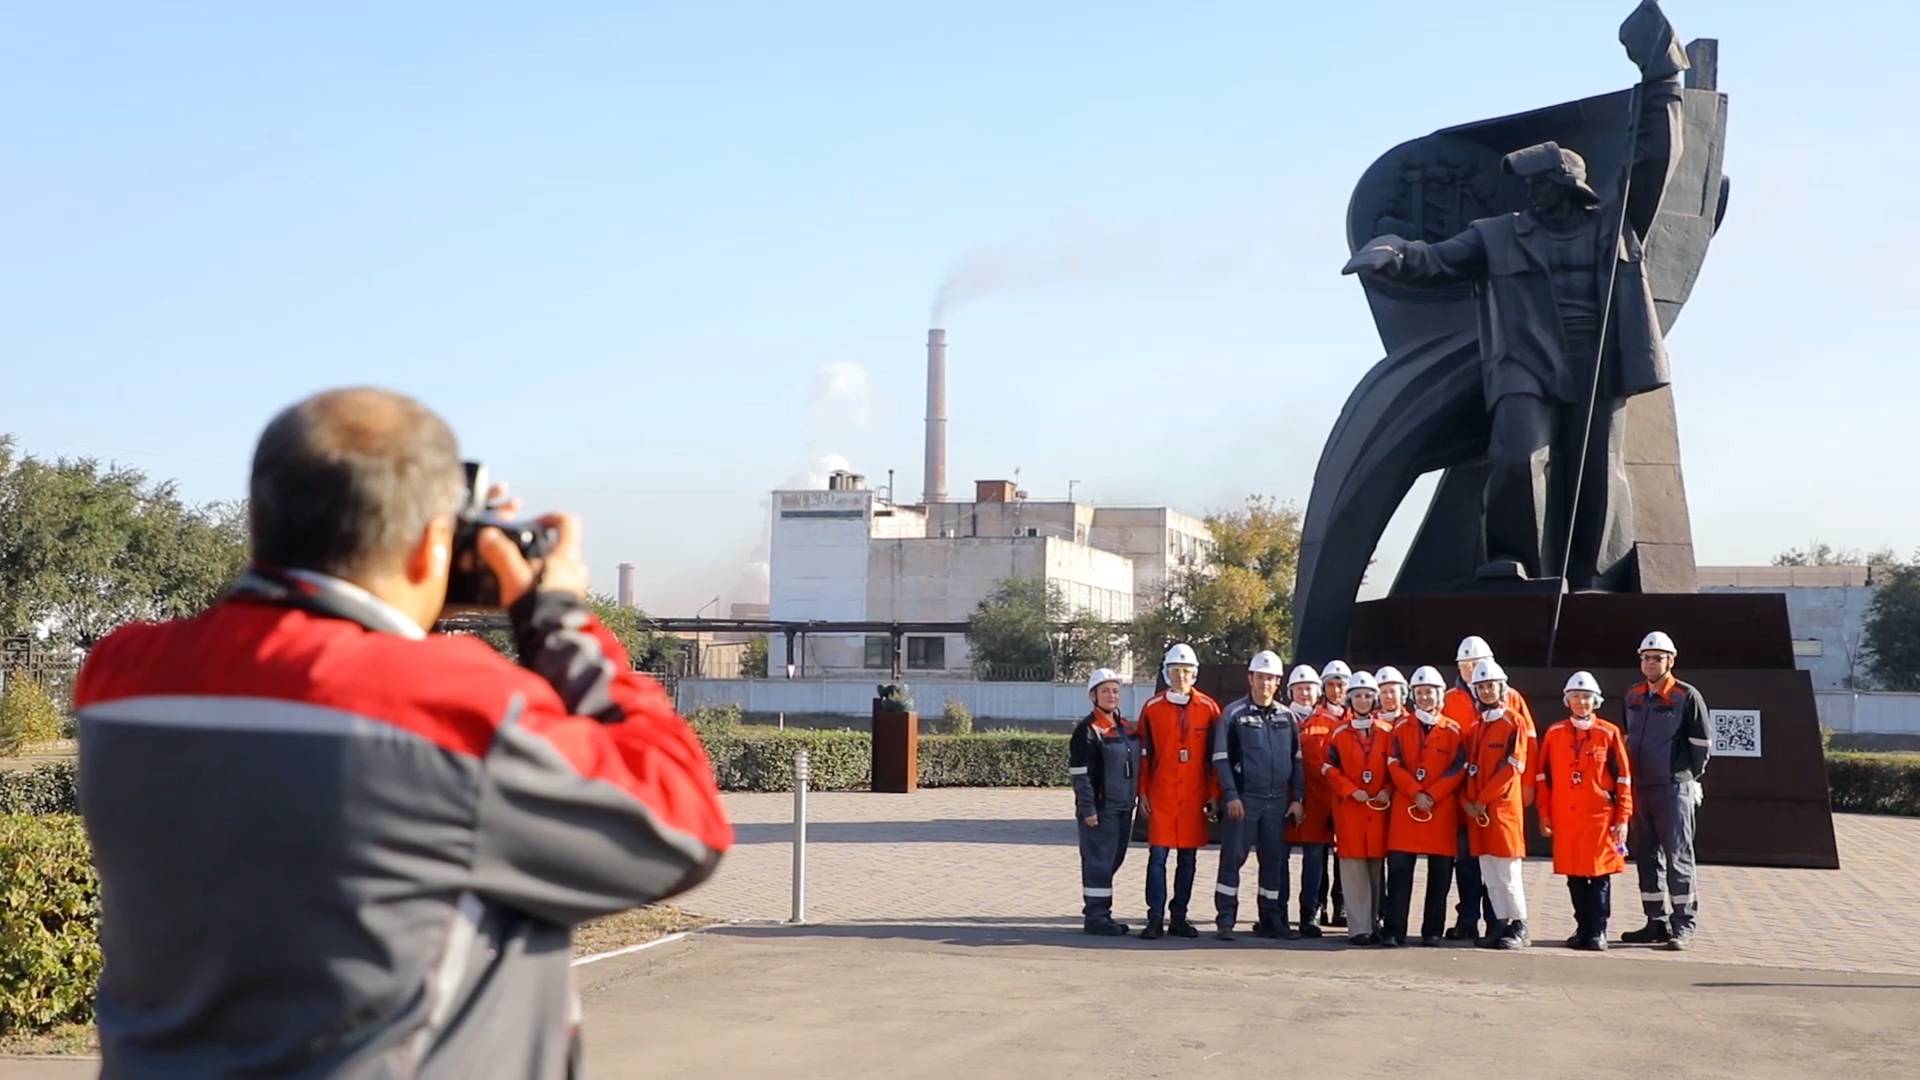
[924,328,947,504]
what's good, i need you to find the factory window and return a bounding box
[907,636,947,670]
[864,635,896,669]
[1791,639,1825,658]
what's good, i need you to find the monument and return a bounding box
[1293,1,1837,868]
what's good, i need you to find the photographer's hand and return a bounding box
[479,512,588,608]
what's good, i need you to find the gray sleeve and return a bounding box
[1683,686,1712,779]
[1393,227,1489,284]
[1068,726,1096,818]
[468,594,731,926]
[1212,712,1240,802]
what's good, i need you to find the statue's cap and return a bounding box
[1503,141,1601,206]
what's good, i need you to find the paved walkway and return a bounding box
[681,788,1920,976]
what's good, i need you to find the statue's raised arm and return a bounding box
[1619,0,1688,240]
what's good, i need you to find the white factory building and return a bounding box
[767,473,1212,678]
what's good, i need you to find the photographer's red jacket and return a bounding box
[74,568,732,1079]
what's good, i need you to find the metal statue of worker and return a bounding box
[1343,1,1690,589]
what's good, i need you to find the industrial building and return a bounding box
[760,326,1213,678]
[1698,564,1879,689]
[767,473,1210,678]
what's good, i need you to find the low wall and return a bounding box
[1816,691,1920,736]
[676,677,1158,722]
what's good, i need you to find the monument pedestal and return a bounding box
[871,704,918,794]
[1343,591,1839,869]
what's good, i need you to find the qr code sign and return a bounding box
[1710,709,1762,758]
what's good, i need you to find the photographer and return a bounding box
[74,387,732,1078]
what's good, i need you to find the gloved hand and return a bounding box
[1687,778,1705,808]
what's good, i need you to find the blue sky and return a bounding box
[4,1,1914,613]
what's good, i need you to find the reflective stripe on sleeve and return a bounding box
[1067,766,1089,775]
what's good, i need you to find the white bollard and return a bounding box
[790,748,809,924]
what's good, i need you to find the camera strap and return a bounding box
[228,564,423,638]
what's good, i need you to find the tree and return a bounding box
[586,594,687,672]
[1772,541,1900,571]
[0,436,249,646]
[967,576,1123,682]
[1130,495,1301,666]
[740,634,769,679]
[1863,558,1920,691]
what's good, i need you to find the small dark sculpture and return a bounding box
[1291,1,1730,662]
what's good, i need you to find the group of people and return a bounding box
[1067,633,1712,953]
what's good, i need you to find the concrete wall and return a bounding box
[1815,691,1920,735]
[769,489,879,674]
[678,676,1157,723]
[1090,506,1213,609]
[1700,576,1875,689]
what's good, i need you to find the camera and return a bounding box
[445,461,554,610]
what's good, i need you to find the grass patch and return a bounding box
[571,905,711,957]
[0,1022,96,1056]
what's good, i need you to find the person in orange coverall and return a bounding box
[1383,665,1467,947]
[1282,663,1334,938]
[1442,635,1535,940]
[1136,643,1221,940]
[1537,670,1635,951]
[1462,658,1530,950]
[1325,671,1394,945]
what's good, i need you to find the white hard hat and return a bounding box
[1321,659,1353,680]
[1456,635,1494,663]
[1563,671,1603,700]
[1348,671,1380,693]
[1087,668,1123,694]
[1248,650,1286,675]
[1163,643,1199,668]
[1638,630,1677,656]
[1287,664,1322,688]
[1374,665,1408,687]
[1471,658,1508,685]
[1410,665,1447,690]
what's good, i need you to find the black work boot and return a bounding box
[1215,924,1237,942]
[1140,917,1165,940]
[1621,920,1672,945]
[1251,916,1282,940]
[1667,926,1695,952]
[1083,919,1128,937]
[1498,921,1529,950]
[1328,901,1348,928]
[1169,917,1200,939]
[1298,919,1322,939]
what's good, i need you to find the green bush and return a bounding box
[918,732,1065,787]
[1827,751,1920,817]
[0,678,65,755]
[0,761,79,815]
[688,703,742,736]
[692,727,1071,791]
[700,728,873,791]
[0,814,101,1035]
[935,700,974,736]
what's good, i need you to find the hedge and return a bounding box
[1825,752,1920,817]
[8,738,1915,812]
[0,814,101,1035]
[0,760,79,815]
